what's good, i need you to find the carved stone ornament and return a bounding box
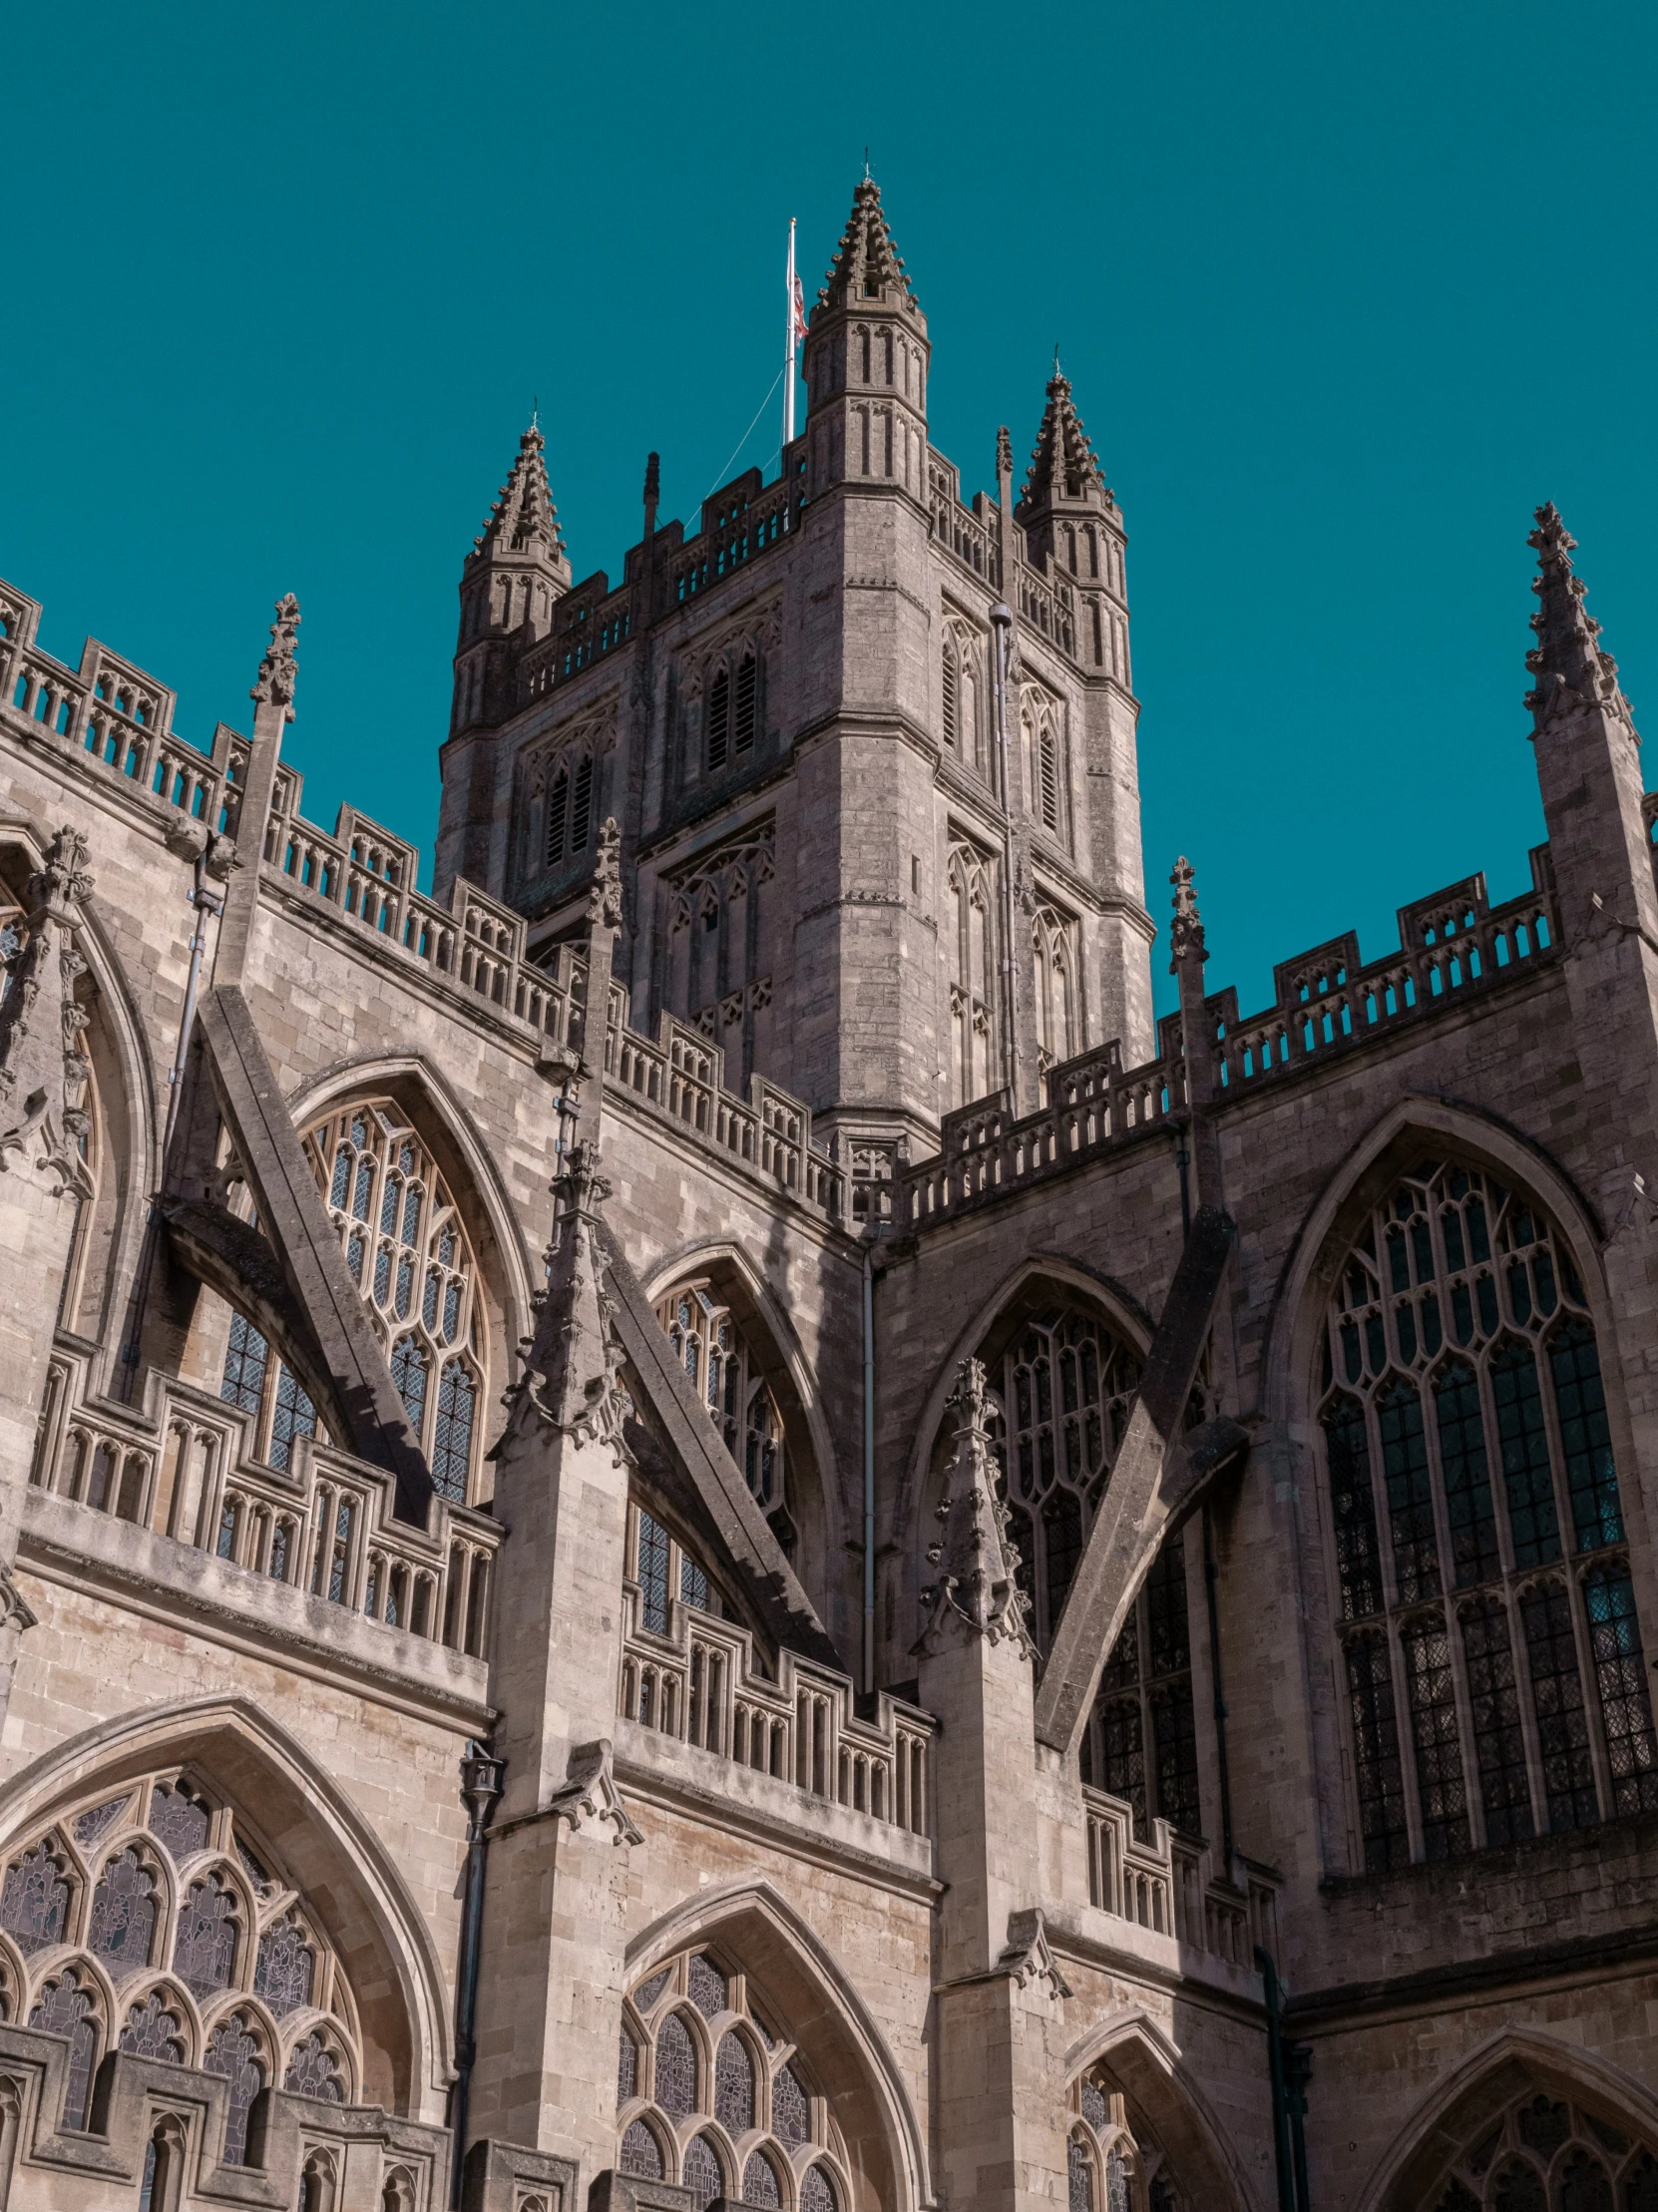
[1601,1163,1658,1247]
[912,1358,1036,1659]
[998,1907,1072,2002]
[547,1739,643,1847]
[0,824,96,1197]
[996,424,1014,481]
[494,1141,633,1464]
[1524,505,1638,742]
[250,593,301,720]
[0,1564,39,1636]
[1168,853,1208,973]
[587,816,624,933]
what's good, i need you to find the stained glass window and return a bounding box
[149,1782,210,1862]
[800,2166,839,2212]
[1582,1566,1658,1816]
[253,1912,315,2015]
[204,2012,263,2165]
[284,2030,345,2102]
[88,1847,158,1968]
[715,2030,755,2131]
[73,1795,131,1849]
[620,2120,662,2178]
[1345,1631,1408,1871]
[0,1840,71,1954]
[268,1362,317,1473]
[432,1361,476,1504]
[29,1969,97,2129]
[1319,1157,1641,1864]
[654,2009,696,2118]
[688,1953,727,2017]
[682,2134,722,2210]
[173,1873,239,1996]
[1459,1596,1533,1845]
[618,2025,637,2102]
[1401,1617,1469,1859]
[219,1312,268,1418]
[743,2152,782,2205]
[1082,1530,1198,1839]
[121,1991,186,2063]
[1068,2138,1095,2212]
[1080,2077,1108,2131]
[656,1279,791,1518]
[1491,2160,1547,2212]
[636,1511,671,1636]
[1521,1584,1597,1832]
[773,2059,810,2143]
[631,1968,670,2011]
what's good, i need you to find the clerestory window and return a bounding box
[1317,1154,1658,1871]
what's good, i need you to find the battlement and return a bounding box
[903,842,1565,1225]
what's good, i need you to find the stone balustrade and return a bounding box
[619,1586,934,1839]
[30,1343,500,1662]
[1082,1784,1280,1969]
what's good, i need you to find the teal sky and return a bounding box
[5,2,1655,1028]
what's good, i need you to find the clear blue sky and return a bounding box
[5,2,1655,1026]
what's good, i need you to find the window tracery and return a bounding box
[1080,1529,1203,1841]
[1068,2062,1182,2212]
[659,826,776,1087]
[1022,692,1068,842]
[617,1945,851,2212]
[215,1101,485,1505]
[0,1768,361,2134]
[993,1304,1142,1649]
[627,1506,723,1643]
[1034,903,1080,1077]
[941,617,985,772]
[1423,2086,1658,2210]
[947,835,1001,1109]
[656,1280,789,1523]
[525,712,614,875]
[1316,1155,1658,1870]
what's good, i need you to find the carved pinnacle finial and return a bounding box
[818,172,919,317]
[912,1358,1035,1659]
[1017,364,1109,520]
[643,451,660,510]
[249,594,300,721]
[997,425,1013,483]
[0,823,96,1194]
[1168,854,1207,973]
[1524,502,1636,739]
[493,1135,631,1460]
[587,817,623,933]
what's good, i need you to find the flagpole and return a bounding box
[784,218,797,449]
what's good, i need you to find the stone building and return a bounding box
[0,175,1655,2212]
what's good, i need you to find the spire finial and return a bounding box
[912,1359,1035,1659]
[864,146,870,180]
[531,394,539,430]
[250,594,300,721]
[1168,855,1207,973]
[819,172,920,316]
[1017,364,1108,519]
[1053,342,1061,377]
[468,421,568,571]
[1524,502,1636,737]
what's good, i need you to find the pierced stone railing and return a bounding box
[620,1586,934,1839]
[1,579,249,839]
[903,852,1564,1229]
[1212,855,1560,1094]
[662,464,805,610]
[927,453,1003,590]
[1082,1785,1280,1968]
[29,1345,500,1660]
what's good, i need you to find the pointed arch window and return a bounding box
[946,835,1001,1109]
[618,1947,852,2212]
[1068,2061,1182,2211]
[1315,1154,1658,1868]
[214,1104,486,1509]
[733,654,757,754]
[1034,903,1079,1080]
[3,1769,362,2134]
[706,665,731,772]
[1421,2083,1658,2210]
[656,1280,790,1524]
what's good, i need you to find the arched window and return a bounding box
[0,1769,361,2124]
[706,664,731,772]
[216,1102,487,1506]
[1069,2062,1182,2210]
[1315,1154,1658,1869]
[993,1303,1142,1649]
[947,837,1001,1109]
[1420,2082,1658,2210]
[625,1505,723,1645]
[618,1946,853,2212]
[734,654,757,755]
[1081,1529,1202,1841]
[1034,904,1079,1078]
[942,636,960,747]
[656,1280,790,1522]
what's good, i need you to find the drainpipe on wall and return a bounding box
[862,1234,876,1696]
[1255,1946,1312,2212]
[450,1741,504,2209]
[990,603,1020,1104]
